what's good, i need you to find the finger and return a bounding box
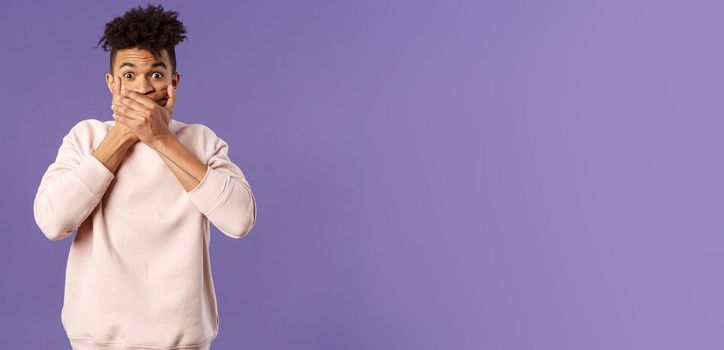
[124,90,158,110]
[164,84,176,113]
[147,89,169,102]
[157,98,170,109]
[114,104,145,121]
[115,75,123,101]
[115,87,168,112]
[114,109,142,128]
[112,75,123,110]
[111,76,117,109]
[119,94,151,113]
[115,114,138,129]
[113,108,132,122]
[113,111,127,123]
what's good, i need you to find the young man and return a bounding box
[32,4,257,350]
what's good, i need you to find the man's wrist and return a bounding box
[118,130,136,145]
[150,132,175,150]
[108,126,137,147]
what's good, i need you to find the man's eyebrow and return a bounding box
[118,61,168,70]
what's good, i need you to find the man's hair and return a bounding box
[95,3,188,75]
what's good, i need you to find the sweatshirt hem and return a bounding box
[68,336,211,350]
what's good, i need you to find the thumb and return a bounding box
[164,84,176,114]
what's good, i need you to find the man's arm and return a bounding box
[112,84,256,238]
[92,126,137,173]
[150,128,257,239]
[150,133,208,192]
[33,122,135,240]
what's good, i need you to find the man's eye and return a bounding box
[152,72,163,79]
[123,72,133,79]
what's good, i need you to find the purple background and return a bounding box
[0,0,719,349]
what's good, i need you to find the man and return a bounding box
[32,4,257,350]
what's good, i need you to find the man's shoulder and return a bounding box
[171,119,221,140]
[64,118,112,143]
[172,119,211,131]
[69,118,108,133]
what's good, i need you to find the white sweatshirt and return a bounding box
[33,118,257,350]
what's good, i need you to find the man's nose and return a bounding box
[133,77,153,94]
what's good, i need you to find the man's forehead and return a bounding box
[116,48,169,68]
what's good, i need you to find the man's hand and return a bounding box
[110,75,139,143]
[112,78,177,147]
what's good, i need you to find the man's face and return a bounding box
[104,47,180,107]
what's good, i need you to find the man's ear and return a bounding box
[173,72,181,88]
[105,73,114,94]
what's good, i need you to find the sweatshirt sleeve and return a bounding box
[184,127,257,239]
[33,120,116,241]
